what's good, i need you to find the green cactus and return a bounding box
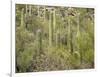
[56,30,60,47]
[37,6,40,17]
[53,9,56,32]
[44,6,46,22]
[67,16,71,53]
[29,5,32,16]
[49,11,54,46]
[26,4,28,15]
[76,13,82,64]
[36,29,42,55]
[21,8,24,28]
[76,13,80,38]
[53,9,57,46]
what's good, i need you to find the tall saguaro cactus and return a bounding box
[76,13,80,48]
[29,5,32,16]
[44,6,46,22]
[37,6,40,17]
[67,16,71,53]
[76,13,82,64]
[53,9,56,32]
[36,29,42,55]
[49,10,54,46]
[25,5,32,16]
[56,30,60,47]
[53,9,56,46]
[68,16,74,54]
[21,8,24,28]
[26,4,28,15]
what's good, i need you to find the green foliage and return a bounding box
[16,4,94,72]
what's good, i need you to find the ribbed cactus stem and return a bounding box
[49,10,53,46]
[21,8,24,27]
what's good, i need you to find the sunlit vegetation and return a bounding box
[15,4,94,73]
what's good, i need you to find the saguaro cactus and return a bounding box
[44,6,46,22]
[53,9,56,32]
[67,7,76,54]
[76,13,82,64]
[25,5,32,16]
[69,18,74,54]
[21,8,24,28]
[70,29,74,54]
[49,10,54,46]
[26,4,28,15]
[56,30,60,47]
[29,5,32,16]
[36,29,42,55]
[37,6,40,17]
[67,16,71,53]
[76,13,80,37]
